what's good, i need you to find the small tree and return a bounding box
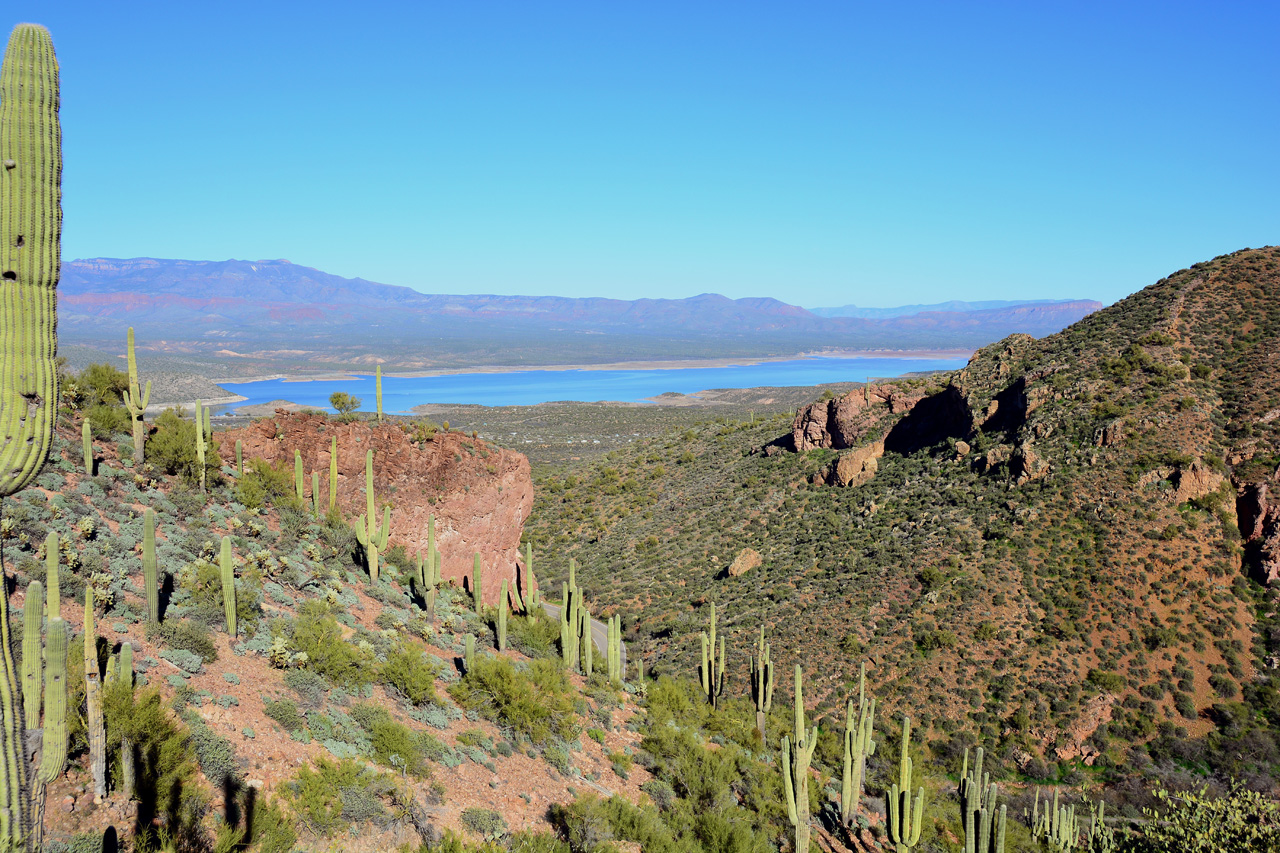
[329,392,361,417]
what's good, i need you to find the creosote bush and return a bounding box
[449,655,579,746]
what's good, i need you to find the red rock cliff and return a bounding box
[216,411,535,605]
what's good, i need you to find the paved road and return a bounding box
[541,602,627,675]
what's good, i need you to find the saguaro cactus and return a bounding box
[841,662,876,828]
[84,589,105,800]
[81,418,92,476]
[0,22,61,500]
[497,580,508,652]
[30,616,68,847]
[143,508,159,623]
[1030,788,1078,850]
[328,437,337,513]
[888,717,924,853]
[220,535,236,636]
[699,602,725,706]
[235,438,242,475]
[960,746,1005,853]
[122,327,151,465]
[376,364,384,422]
[606,614,622,686]
[294,450,304,502]
[44,530,59,620]
[782,665,817,853]
[353,450,390,580]
[472,553,483,612]
[579,604,593,674]
[750,625,774,739]
[559,561,583,671]
[21,581,43,730]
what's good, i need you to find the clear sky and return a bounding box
[26,1,1280,307]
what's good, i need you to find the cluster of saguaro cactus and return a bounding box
[579,601,593,674]
[699,602,725,706]
[472,553,483,612]
[1031,788,1079,850]
[123,327,151,464]
[220,536,237,636]
[606,614,623,686]
[143,508,160,622]
[960,746,1006,853]
[1086,799,1115,853]
[353,449,390,580]
[559,561,583,671]
[84,590,105,800]
[782,665,817,853]
[750,625,774,738]
[413,515,443,617]
[888,717,924,853]
[81,418,93,476]
[104,642,135,798]
[842,661,876,829]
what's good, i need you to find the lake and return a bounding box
[217,355,969,412]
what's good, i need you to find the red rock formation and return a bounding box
[216,411,535,605]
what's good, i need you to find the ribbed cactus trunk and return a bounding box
[888,717,924,853]
[497,580,508,652]
[84,589,105,801]
[194,399,206,491]
[472,553,483,612]
[699,602,725,706]
[220,535,236,636]
[0,23,60,500]
[375,364,383,422]
[328,437,337,513]
[143,508,159,623]
[463,633,474,674]
[122,328,150,465]
[81,418,92,476]
[20,581,42,736]
[117,643,134,798]
[353,450,389,580]
[28,615,67,849]
[311,471,319,518]
[294,449,304,502]
[234,438,242,475]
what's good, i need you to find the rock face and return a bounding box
[826,441,885,488]
[726,548,762,578]
[1237,477,1280,585]
[217,411,535,605]
[791,385,926,452]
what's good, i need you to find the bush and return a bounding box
[460,807,508,841]
[1133,785,1280,852]
[289,601,375,688]
[264,698,306,733]
[348,703,431,777]
[449,656,579,745]
[381,645,439,706]
[286,758,395,836]
[235,457,301,511]
[149,619,218,663]
[177,557,263,630]
[182,710,241,788]
[147,408,222,485]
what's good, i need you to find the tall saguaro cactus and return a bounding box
[328,437,337,513]
[472,553,483,611]
[888,717,924,853]
[84,589,105,800]
[960,746,1005,853]
[0,23,61,500]
[122,327,151,464]
[375,364,384,422]
[220,535,237,636]
[143,508,159,623]
[782,665,817,853]
[699,601,725,706]
[0,27,61,842]
[841,661,876,828]
[353,449,390,580]
[750,625,774,739]
[81,418,93,476]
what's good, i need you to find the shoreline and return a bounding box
[213,348,974,385]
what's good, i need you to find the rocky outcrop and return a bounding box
[1237,477,1280,585]
[790,385,927,452]
[726,548,762,578]
[824,441,885,488]
[216,411,535,605]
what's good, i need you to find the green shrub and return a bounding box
[381,645,439,706]
[348,703,431,777]
[449,656,579,745]
[507,609,561,659]
[1132,785,1280,852]
[285,758,396,836]
[283,669,330,708]
[236,457,302,511]
[264,697,306,733]
[460,807,508,841]
[177,556,262,629]
[147,408,222,485]
[182,711,241,788]
[149,618,218,663]
[289,600,375,688]
[246,795,297,853]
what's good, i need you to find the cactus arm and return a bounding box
[44,531,58,620]
[21,581,42,733]
[0,23,61,499]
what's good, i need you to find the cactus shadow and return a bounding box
[157,572,175,622]
[101,826,118,853]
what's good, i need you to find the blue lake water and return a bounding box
[217,356,969,413]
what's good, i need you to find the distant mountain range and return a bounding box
[58,258,1103,372]
[809,298,1083,319]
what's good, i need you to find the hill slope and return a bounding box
[527,246,1280,777]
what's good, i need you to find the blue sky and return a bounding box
[27,1,1280,307]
